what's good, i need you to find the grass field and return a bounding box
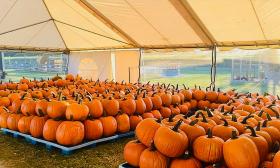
[0,133,131,168]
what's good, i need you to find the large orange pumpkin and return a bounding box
[65,100,89,121]
[223,130,260,168]
[56,121,84,146]
[154,120,188,157]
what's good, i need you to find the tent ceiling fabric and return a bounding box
[0,0,280,51]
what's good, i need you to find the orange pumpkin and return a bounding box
[17,116,34,133]
[100,116,117,137]
[43,119,62,141]
[56,121,84,146]
[65,99,89,121]
[30,116,48,138]
[135,118,161,147]
[116,113,130,133]
[83,119,103,140]
[7,114,22,131]
[124,140,147,167]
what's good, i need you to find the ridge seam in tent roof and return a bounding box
[0,19,52,36]
[0,0,18,25]
[124,0,171,45]
[24,21,49,47]
[249,0,267,41]
[64,0,119,44]
[76,0,140,48]
[54,19,133,46]
[42,0,69,52]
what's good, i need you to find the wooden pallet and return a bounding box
[1,128,134,155]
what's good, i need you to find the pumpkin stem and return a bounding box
[272,141,280,153]
[262,120,268,127]
[183,84,187,90]
[220,105,224,113]
[168,114,175,122]
[150,142,156,151]
[86,95,92,101]
[221,118,229,126]
[172,119,183,132]
[38,109,44,117]
[207,129,213,138]
[70,114,74,121]
[78,99,83,104]
[256,121,261,131]
[156,117,162,123]
[258,110,264,117]
[20,93,27,100]
[3,107,9,112]
[246,126,257,137]
[200,113,207,123]
[205,108,213,117]
[241,114,253,124]
[231,114,237,122]
[166,83,170,89]
[231,130,238,139]
[189,119,198,126]
[266,113,272,121]
[181,151,192,160]
[58,92,63,101]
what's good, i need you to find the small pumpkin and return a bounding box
[135,118,161,147]
[43,119,62,141]
[124,140,146,167]
[100,116,117,137]
[83,119,103,140]
[30,116,48,138]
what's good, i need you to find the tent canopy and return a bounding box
[0,0,280,52]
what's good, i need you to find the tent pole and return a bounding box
[210,45,217,90]
[138,48,143,83]
[128,67,131,83]
[0,52,4,79]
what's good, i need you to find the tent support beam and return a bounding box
[169,0,216,45]
[75,0,140,47]
[42,0,69,52]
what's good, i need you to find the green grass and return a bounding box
[141,72,280,95]
[0,133,131,168]
[3,70,65,82]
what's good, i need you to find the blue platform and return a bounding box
[1,128,134,155]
